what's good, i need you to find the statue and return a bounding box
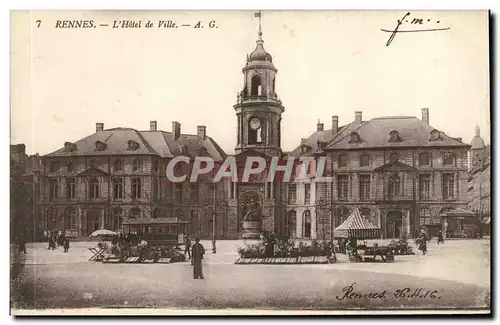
[242,198,261,222]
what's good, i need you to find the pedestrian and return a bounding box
[18,237,26,254]
[64,237,70,253]
[417,234,427,255]
[437,230,444,245]
[191,237,205,279]
[184,235,191,260]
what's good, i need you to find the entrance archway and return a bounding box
[386,211,403,238]
[303,210,312,238]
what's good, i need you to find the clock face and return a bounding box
[250,117,261,130]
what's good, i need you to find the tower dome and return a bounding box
[249,33,273,62]
[470,125,486,149]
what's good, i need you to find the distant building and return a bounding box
[468,126,490,236]
[10,144,41,241]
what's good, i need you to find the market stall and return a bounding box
[334,208,388,262]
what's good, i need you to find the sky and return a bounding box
[11,10,490,155]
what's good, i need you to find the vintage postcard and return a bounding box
[10,10,490,315]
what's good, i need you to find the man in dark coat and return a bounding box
[64,237,70,253]
[437,230,444,245]
[191,237,205,279]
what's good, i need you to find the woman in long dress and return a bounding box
[192,237,205,279]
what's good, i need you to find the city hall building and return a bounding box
[36,26,471,240]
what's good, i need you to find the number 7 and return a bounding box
[36,20,41,28]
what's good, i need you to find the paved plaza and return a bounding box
[12,239,490,311]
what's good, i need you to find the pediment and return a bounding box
[374,161,416,172]
[77,167,109,177]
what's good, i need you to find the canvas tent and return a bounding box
[334,208,381,239]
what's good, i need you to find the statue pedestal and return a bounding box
[242,221,261,239]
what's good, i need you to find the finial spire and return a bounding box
[476,124,481,136]
[255,11,262,38]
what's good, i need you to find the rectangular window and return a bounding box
[419,217,432,225]
[304,183,311,204]
[50,161,59,173]
[114,178,123,199]
[419,175,431,200]
[132,178,142,199]
[389,177,400,197]
[190,183,199,204]
[337,175,349,200]
[175,183,183,203]
[67,178,76,199]
[156,178,161,199]
[207,183,215,204]
[443,153,455,166]
[359,175,371,201]
[266,182,272,199]
[230,181,235,199]
[288,184,297,204]
[49,179,58,199]
[419,152,430,166]
[360,154,370,167]
[338,155,348,168]
[90,179,100,199]
[443,174,455,199]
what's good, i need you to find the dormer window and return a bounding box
[197,147,208,156]
[388,130,401,143]
[127,140,140,151]
[64,142,77,152]
[430,129,442,141]
[349,132,362,143]
[301,144,312,154]
[94,141,107,151]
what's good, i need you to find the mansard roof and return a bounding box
[325,116,470,150]
[45,127,227,161]
[288,123,356,157]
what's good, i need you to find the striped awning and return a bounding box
[334,208,381,239]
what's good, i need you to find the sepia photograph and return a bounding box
[9,9,491,315]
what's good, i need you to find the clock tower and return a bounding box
[234,15,285,157]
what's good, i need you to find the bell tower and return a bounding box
[234,11,285,157]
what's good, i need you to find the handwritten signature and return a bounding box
[336,282,442,300]
[381,12,451,46]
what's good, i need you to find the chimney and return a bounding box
[172,121,181,140]
[422,108,429,124]
[96,123,104,132]
[355,111,362,124]
[197,125,206,140]
[150,121,157,131]
[316,120,324,131]
[332,116,339,134]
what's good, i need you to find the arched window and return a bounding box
[89,178,100,199]
[303,210,312,238]
[133,158,141,171]
[272,77,276,94]
[251,74,262,96]
[287,210,297,238]
[129,207,141,219]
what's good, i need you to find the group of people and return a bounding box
[46,230,70,253]
[184,236,206,280]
